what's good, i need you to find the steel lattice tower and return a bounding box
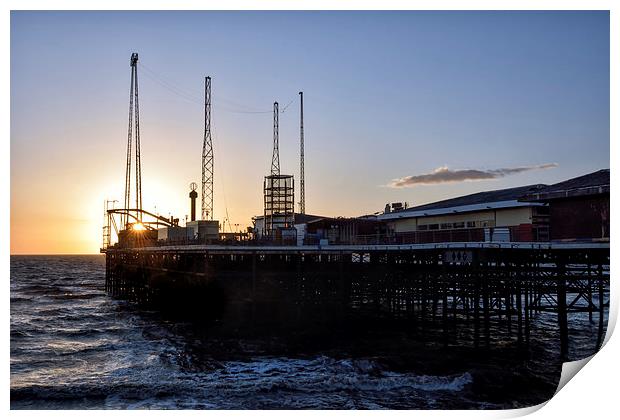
[202,76,214,220]
[271,102,280,175]
[123,53,142,227]
[299,91,305,214]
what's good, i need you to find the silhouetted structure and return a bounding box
[304,217,388,245]
[189,182,198,222]
[202,76,214,220]
[263,101,295,239]
[104,242,609,359]
[299,91,305,214]
[263,174,295,237]
[123,52,143,226]
[522,169,609,241]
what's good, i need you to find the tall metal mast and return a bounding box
[202,76,214,220]
[299,91,305,214]
[134,54,142,221]
[271,101,280,176]
[123,52,142,227]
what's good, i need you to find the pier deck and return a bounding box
[103,241,609,359]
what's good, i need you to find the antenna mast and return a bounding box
[299,91,305,214]
[271,101,280,175]
[123,52,142,227]
[202,76,214,220]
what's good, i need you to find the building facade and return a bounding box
[378,185,550,243]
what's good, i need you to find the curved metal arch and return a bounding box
[107,208,177,229]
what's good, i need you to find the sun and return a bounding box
[132,222,146,231]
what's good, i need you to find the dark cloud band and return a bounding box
[389,163,558,188]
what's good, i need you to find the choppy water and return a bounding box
[10,255,605,409]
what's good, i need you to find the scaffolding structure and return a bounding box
[263,174,294,237]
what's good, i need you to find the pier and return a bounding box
[100,53,610,361]
[103,241,609,359]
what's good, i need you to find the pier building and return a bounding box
[521,169,609,241]
[378,185,550,243]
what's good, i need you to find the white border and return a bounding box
[4,1,617,419]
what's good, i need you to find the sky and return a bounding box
[10,10,609,254]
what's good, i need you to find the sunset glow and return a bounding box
[132,223,146,231]
[10,11,610,254]
[8,8,613,412]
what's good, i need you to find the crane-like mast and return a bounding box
[123,52,142,227]
[271,101,280,176]
[202,76,214,220]
[299,91,305,214]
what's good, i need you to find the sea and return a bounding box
[10,255,606,409]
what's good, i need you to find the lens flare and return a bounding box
[132,223,146,231]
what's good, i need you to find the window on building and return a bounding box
[466,221,476,228]
[440,223,452,230]
[453,222,465,229]
[418,224,428,231]
[428,224,439,230]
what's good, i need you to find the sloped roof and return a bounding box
[253,213,326,224]
[294,213,327,224]
[397,184,546,213]
[377,184,547,221]
[521,169,609,201]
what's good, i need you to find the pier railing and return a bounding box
[119,226,564,249]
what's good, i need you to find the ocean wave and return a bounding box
[11,382,156,409]
[50,292,105,301]
[213,356,473,395]
[44,339,119,356]
[10,329,32,338]
[10,255,594,409]
[10,297,33,304]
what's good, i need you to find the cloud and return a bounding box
[388,163,558,188]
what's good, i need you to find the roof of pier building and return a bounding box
[377,184,547,221]
[252,213,328,225]
[520,169,609,202]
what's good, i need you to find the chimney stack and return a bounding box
[189,182,198,222]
